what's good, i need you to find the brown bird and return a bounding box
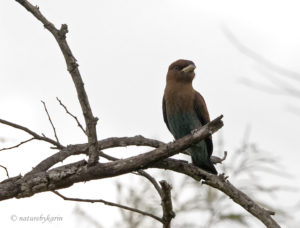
[162,59,217,174]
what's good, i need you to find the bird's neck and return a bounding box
[165,80,194,93]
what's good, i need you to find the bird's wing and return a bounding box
[162,97,170,131]
[194,91,213,156]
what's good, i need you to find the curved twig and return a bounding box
[0,138,34,152]
[52,191,163,223]
[0,165,9,178]
[56,97,86,135]
[41,100,60,144]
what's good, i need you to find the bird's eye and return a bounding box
[173,66,180,70]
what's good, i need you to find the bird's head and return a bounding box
[166,59,196,83]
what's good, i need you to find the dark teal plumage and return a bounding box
[163,59,217,174]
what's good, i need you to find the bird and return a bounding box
[162,59,217,174]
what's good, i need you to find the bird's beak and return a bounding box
[181,64,196,73]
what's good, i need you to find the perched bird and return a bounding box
[162,59,217,174]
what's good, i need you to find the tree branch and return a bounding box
[41,100,60,144]
[0,118,64,149]
[160,180,175,228]
[28,133,225,175]
[135,170,163,198]
[0,115,280,227]
[152,159,280,228]
[222,25,300,83]
[56,97,86,135]
[0,138,34,152]
[0,165,9,178]
[0,115,223,200]
[15,0,99,164]
[135,170,176,227]
[52,190,163,223]
[8,2,282,228]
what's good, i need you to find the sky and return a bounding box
[1,0,300,227]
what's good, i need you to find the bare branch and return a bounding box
[0,115,224,200]
[222,25,300,83]
[100,150,176,227]
[56,97,86,135]
[135,170,163,198]
[97,151,173,226]
[0,115,280,227]
[98,135,165,150]
[15,0,99,164]
[153,159,280,228]
[257,68,300,99]
[0,118,64,149]
[0,138,34,152]
[0,165,9,178]
[9,3,282,227]
[160,180,175,228]
[52,191,163,223]
[211,151,227,164]
[238,77,282,95]
[41,100,60,144]
[29,132,225,174]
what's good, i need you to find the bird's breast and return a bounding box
[167,112,201,139]
[164,91,201,139]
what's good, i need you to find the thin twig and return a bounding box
[0,164,9,178]
[211,151,228,164]
[0,118,64,149]
[135,170,163,198]
[56,97,86,135]
[41,100,60,144]
[0,138,34,152]
[52,191,163,223]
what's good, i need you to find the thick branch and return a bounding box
[15,0,98,164]
[0,115,223,200]
[152,159,280,228]
[0,116,280,227]
[29,134,224,174]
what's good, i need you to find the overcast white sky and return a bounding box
[1,0,300,227]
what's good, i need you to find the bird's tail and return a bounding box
[189,141,218,175]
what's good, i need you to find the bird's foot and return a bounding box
[218,173,229,181]
[191,129,198,135]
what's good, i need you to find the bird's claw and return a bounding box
[191,129,198,135]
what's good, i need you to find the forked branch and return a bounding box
[15,0,98,164]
